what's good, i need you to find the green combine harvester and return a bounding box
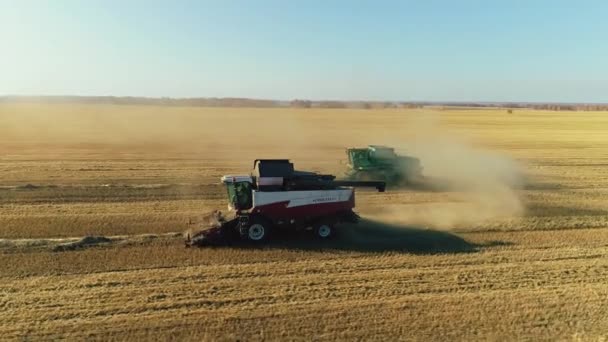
[345,145,423,185]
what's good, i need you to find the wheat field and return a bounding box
[1,103,608,340]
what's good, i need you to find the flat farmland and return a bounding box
[1,103,608,340]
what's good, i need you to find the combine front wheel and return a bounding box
[248,224,266,241]
[243,218,271,243]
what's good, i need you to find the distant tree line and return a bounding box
[289,100,423,109]
[1,96,607,111]
[525,104,608,111]
[0,96,280,108]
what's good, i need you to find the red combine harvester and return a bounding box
[185,159,385,246]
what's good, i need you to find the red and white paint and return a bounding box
[252,189,355,221]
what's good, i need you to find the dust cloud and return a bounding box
[373,114,525,230]
[1,102,525,230]
[0,103,339,162]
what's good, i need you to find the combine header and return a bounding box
[185,159,385,246]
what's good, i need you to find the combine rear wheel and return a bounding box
[314,223,335,239]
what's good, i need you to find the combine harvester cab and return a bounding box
[186,159,385,247]
[345,145,423,186]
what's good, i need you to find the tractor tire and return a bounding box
[242,218,271,243]
[314,223,335,239]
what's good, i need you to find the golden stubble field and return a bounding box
[1,103,608,340]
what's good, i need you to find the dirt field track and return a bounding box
[1,103,608,340]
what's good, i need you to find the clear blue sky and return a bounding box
[1,0,607,102]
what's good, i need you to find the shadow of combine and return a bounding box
[261,218,479,254]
